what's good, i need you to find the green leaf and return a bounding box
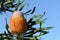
[15,0,20,10]
[24,10,32,14]
[32,14,42,19]
[39,31,48,36]
[32,12,45,19]
[19,0,27,11]
[11,0,15,2]
[39,18,47,24]
[35,20,41,24]
[40,22,42,28]
[5,18,11,34]
[30,36,37,40]
[5,9,14,12]
[5,18,9,30]
[35,18,47,24]
[34,28,40,32]
[41,27,54,30]
[28,18,33,24]
[30,7,36,14]
[43,11,46,15]
[3,1,12,5]
[41,18,47,22]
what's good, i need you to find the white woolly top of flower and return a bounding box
[12,11,24,18]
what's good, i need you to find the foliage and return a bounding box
[0,0,53,40]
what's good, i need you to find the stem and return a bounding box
[17,35,20,40]
[40,22,42,40]
[40,33,41,40]
[17,35,24,40]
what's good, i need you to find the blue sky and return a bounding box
[0,0,60,40]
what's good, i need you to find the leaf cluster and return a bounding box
[0,0,53,40]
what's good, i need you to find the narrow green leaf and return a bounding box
[32,14,42,19]
[43,11,46,15]
[5,9,14,12]
[41,27,54,30]
[32,12,45,20]
[35,20,40,24]
[41,18,47,22]
[30,7,36,14]
[34,28,40,32]
[11,0,15,2]
[35,18,47,24]
[19,0,27,11]
[3,1,12,5]
[39,31,48,36]
[24,10,32,14]
[5,18,9,30]
[15,0,20,10]
[5,18,11,34]
[36,11,46,20]
[28,18,33,24]
[40,22,42,28]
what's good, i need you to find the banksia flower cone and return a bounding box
[10,11,27,35]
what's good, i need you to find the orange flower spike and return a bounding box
[10,11,27,35]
